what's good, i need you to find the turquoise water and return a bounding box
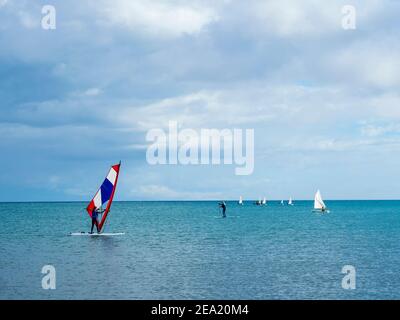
[0,201,399,300]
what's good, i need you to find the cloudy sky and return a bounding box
[1,0,400,201]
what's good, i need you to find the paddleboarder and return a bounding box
[219,201,227,218]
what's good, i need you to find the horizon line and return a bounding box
[0,199,399,204]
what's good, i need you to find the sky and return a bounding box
[1,0,400,201]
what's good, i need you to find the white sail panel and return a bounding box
[93,191,102,208]
[106,167,117,184]
[314,190,326,209]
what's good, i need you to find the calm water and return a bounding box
[0,201,399,300]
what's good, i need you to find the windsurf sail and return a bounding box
[262,197,267,205]
[239,196,243,205]
[86,162,121,232]
[288,197,293,205]
[314,190,326,210]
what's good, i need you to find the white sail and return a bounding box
[288,197,293,205]
[262,197,266,205]
[281,200,284,205]
[239,196,243,205]
[314,190,326,210]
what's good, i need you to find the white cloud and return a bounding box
[252,0,341,36]
[15,81,395,142]
[114,86,308,132]
[136,184,222,200]
[283,137,375,152]
[94,0,219,38]
[248,0,387,37]
[2,0,400,200]
[84,88,102,96]
[361,122,400,137]
[0,0,8,8]
[329,37,400,88]
[18,10,39,29]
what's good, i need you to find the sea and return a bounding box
[0,200,399,300]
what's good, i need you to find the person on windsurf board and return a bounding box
[90,207,105,234]
[70,162,122,236]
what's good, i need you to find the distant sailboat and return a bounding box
[288,197,293,206]
[239,196,243,205]
[313,190,328,213]
[262,197,267,205]
[281,200,284,205]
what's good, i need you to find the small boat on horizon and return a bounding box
[313,190,329,213]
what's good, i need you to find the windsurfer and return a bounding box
[90,207,104,234]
